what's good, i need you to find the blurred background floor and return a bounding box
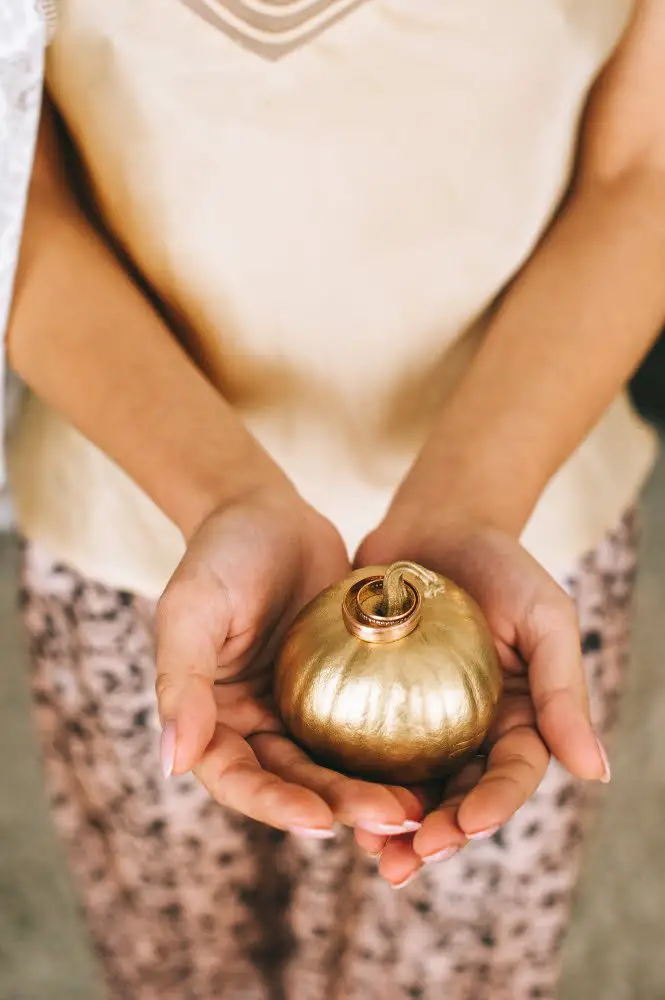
[0,449,664,1000]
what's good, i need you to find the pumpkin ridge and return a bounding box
[452,648,485,754]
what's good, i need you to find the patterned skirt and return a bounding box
[19,510,638,1000]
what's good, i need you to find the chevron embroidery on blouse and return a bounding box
[178,0,370,58]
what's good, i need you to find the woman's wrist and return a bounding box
[383,445,540,547]
[10,103,305,550]
[173,436,299,543]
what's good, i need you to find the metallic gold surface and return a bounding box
[275,562,503,785]
[342,576,422,643]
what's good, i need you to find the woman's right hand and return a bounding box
[9,102,421,839]
[13,103,420,838]
[155,484,424,839]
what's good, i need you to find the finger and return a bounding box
[195,724,335,834]
[456,725,550,838]
[411,761,483,862]
[156,561,232,774]
[378,835,422,888]
[487,691,535,739]
[528,617,607,781]
[399,782,445,815]
[385,783,430,822]
[355,828,387,856]
[412,800,468,863]
[494,637,525,674]
[250,733,422,833]
[353,784,428,856]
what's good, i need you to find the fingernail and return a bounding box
[391,870,420,890]
[358,820,421,836]
[423,846,460,865]
[467,825,500,841]
[596,736,612,784]
[289,826,336,840]
[160,721,177,779]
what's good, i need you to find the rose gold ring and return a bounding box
[342,576,422,643]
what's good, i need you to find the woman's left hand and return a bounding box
[352,511,609,888]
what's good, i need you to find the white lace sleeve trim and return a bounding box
[0,2,46,484]
[38,0,57,44]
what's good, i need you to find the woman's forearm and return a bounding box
[392,171,665,535]
[7,108,288,539]
[391,1,665,536]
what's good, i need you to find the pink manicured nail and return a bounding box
[596,737,612,784]
[467,825,500,842]
[391,870,420,890]
[289,827,336,840]
[160,721,176,779]
[358,820,421,836]
[423,846,460,865]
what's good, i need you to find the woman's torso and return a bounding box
[9,0,657,596]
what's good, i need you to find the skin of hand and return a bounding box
[155,483,425,840]
[8,107,423,842]
[9,1,665,877]
[352,515,607,887]
[352,0,665,886]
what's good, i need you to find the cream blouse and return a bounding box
[6,0,658,597]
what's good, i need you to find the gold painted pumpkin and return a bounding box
[275,561,503,785]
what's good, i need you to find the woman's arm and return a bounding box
[388,0,665,536]
[354,1,665,883]
[7,101,289,540]
[8,100,423,843]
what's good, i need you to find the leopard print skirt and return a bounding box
[19,510,638,1000]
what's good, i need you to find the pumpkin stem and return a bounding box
[380,562,444,616]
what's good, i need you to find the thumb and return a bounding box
[155,558,231,776]
[526,602,609,783]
